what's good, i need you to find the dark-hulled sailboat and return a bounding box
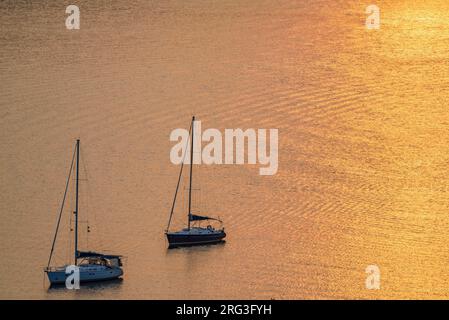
[44,140,124,285]
[165,116,226,247]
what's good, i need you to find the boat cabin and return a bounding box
[77,251,123,268]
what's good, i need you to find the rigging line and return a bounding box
[46,142,77,269]
[79,146,90,249]
[67,174,74,264]
[67,162,75,263]
[166,121,192,232]
[80,145,104,251]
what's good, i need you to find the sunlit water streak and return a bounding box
[2,0,449,299]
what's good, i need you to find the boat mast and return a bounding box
[188,116,194,230]
[74,139,80,265]
[46,143,77,269]
[166,122,192,233]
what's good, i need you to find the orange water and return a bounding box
[2,0,449,299]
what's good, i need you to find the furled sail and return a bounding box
[189,214,221,222]
[77,251,122,259]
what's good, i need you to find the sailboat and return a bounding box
[165,116,226,247]
[44,140,124,285]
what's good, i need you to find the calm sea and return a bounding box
[2,0,449,299]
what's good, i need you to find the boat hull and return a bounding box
[45,265,123,285]
[166,230,226,247]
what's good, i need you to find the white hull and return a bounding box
[46,265,123,285]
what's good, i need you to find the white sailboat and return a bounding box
[44,140,124,285]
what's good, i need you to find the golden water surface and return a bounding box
[2,0,449,299]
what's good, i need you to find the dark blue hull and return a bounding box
[166,231,226,247]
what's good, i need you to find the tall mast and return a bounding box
[74,139,80,265]
[46,144,76,269]
[166,122,192,233]
[188,116,195,230]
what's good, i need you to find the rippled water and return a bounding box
[2,0,449,299]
